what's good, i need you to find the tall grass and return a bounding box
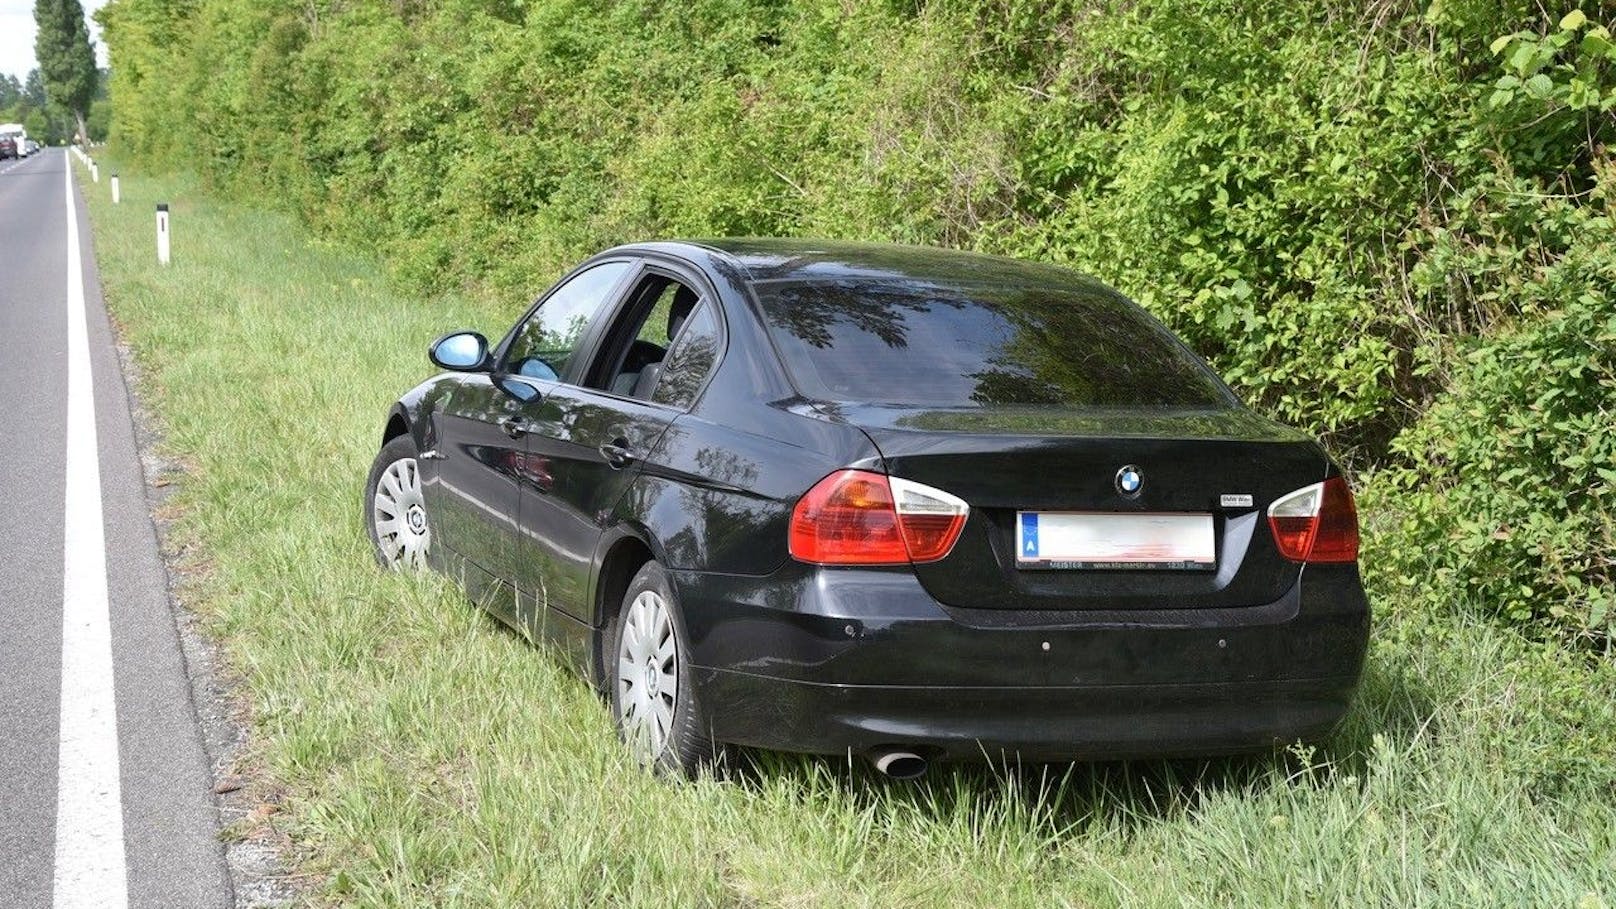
[80,162,1616,908]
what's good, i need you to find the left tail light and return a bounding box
[789,469,969,565]
[1267,476,1359,563]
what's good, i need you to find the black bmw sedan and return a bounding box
[366,239,1369,778]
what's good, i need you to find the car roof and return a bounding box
[618,238,1120,295]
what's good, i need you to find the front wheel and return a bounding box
[365,434,432,571]
[611,562,723,776]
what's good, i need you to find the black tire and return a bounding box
[610,561,725,777]
[364,434,431,570]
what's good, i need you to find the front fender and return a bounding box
[382,373,462,453]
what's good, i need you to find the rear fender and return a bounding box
[605,409,878,581]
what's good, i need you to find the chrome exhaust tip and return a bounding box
[871,749,928,780]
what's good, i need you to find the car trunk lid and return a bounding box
[836,404,1328,611]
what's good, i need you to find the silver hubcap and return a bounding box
[616,590,678,764]
[372,457,430,570]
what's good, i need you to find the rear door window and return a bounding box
[581,272,718,408]
[752,279,1235,408]
[651,301,721,410]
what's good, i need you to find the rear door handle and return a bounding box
[499,417,529,440]
[599,438,633,469]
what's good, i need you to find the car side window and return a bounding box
[589,274,714,406]
[651,301,721,409]
[503,261,631,381]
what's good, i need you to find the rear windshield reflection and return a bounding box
[754,279,1234,408]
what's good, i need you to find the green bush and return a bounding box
[1367,169,1616,640]
[94,0,1614,644]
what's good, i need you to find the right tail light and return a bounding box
[1267,476,1359,563]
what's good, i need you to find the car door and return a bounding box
[512,266,710,624]
[431,373,538,610]
[431,258,635,615]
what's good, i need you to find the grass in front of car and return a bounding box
[78,158,1616,907]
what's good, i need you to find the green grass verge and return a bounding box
[78,159,1616,908]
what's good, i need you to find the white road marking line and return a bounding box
[54,151,130,909]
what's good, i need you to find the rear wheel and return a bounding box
[366,434,431,571]
[611,562,722,776]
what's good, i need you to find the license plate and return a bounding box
[1016,511,1215,570]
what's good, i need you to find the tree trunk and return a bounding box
[74,110,88,147]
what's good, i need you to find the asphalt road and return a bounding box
[0,149,232,908]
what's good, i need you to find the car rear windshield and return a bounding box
[751,278,1236,408]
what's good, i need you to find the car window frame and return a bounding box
[571,255,729,413]
[580,267,687,394]
[492,255,641,387]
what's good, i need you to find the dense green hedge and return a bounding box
[97,0,1613,642]
[1367,170,1616,639]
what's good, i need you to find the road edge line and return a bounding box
[53,148,131,909]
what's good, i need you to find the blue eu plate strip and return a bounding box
[1020,512,1039,558]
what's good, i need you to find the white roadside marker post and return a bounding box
[110,174,120,204]
[156,203,171,266]
[91,161,98,183]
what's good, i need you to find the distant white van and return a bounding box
[0,123,28,158]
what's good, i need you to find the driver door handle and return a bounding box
[499,417,529,440]
[599,438,634,469]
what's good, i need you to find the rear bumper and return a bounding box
[692,670,1359,761]
[674,564,1369,761]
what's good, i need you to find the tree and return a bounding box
[23,108,51,144]
[86,99,110,141]
[23,70,47,109]
[33,0,97,144]
[0,74,21,110]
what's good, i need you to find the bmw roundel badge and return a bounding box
[1115,464,1143,497]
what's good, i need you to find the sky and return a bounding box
[1,0,110,83]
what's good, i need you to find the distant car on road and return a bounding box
[22,139,39,156]
[366,239,1369,778]
[0,123,24,159]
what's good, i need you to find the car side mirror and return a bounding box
[429,331,491,372]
